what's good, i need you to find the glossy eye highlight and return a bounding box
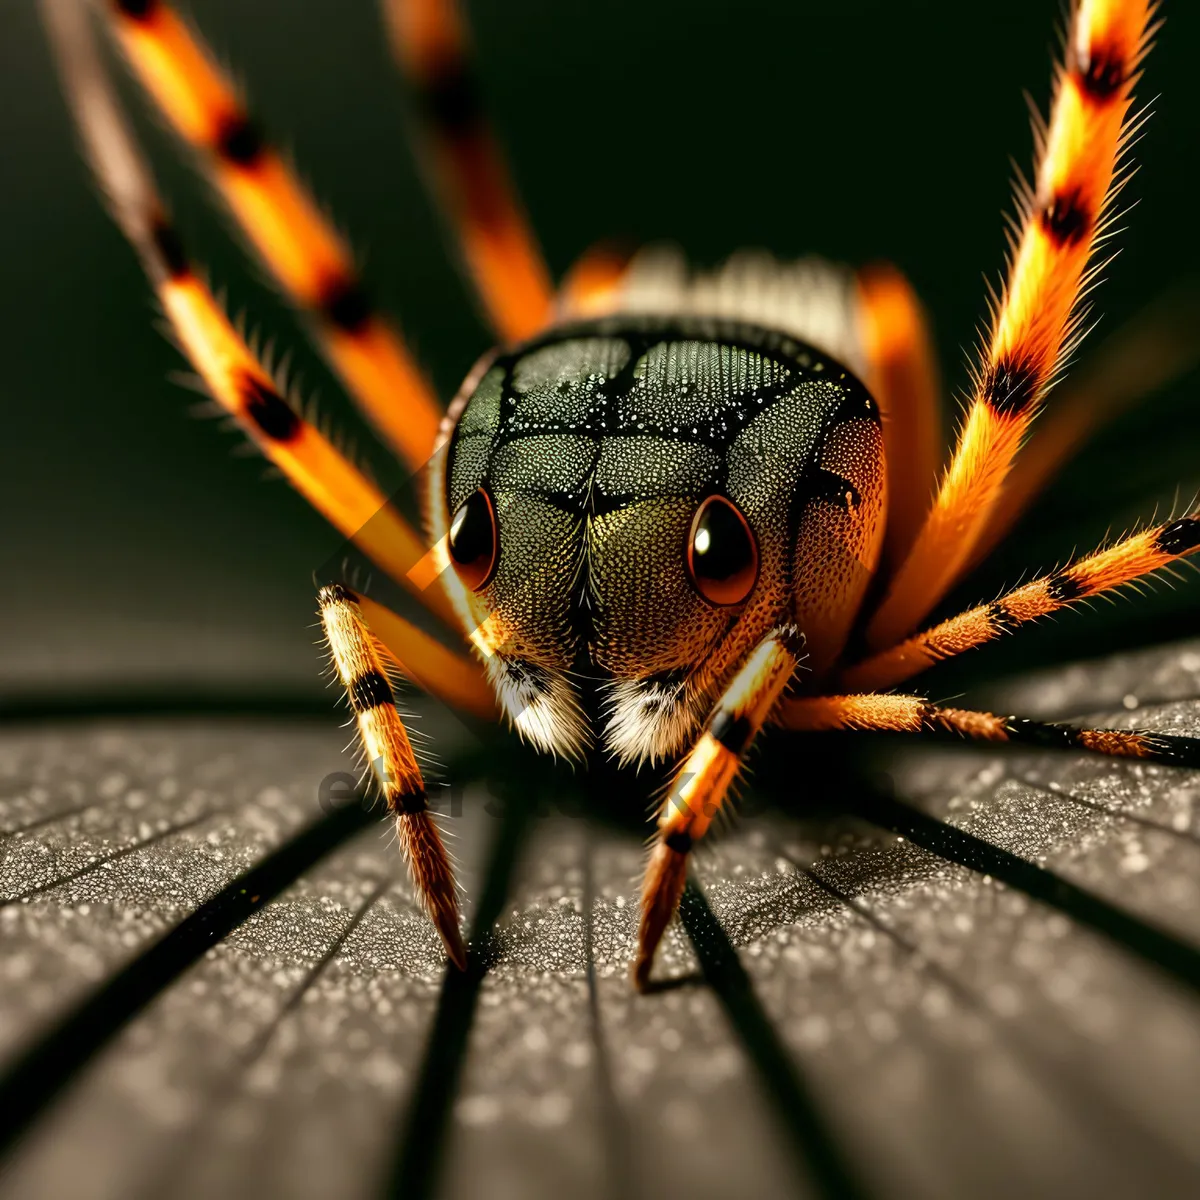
[449,487,499,591]
[686,494,759,606]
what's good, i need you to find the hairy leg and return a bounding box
[636,628,804,989]
[320,584,466,968]
[777,692,1200,768]
[866,0,1157,650]
[841,510,1200,693]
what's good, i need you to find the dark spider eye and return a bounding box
[686,494,759,606]
[448,486,498,591]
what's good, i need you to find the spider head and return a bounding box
[433,318,884,764]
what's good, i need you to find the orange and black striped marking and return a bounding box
[971,284,1200,569]
[844,512,1200,692]
[636,627,804,989]
[777,693,1200,769]
[867,0,1156,650]
[107,0,441,470]
[156,251,454,624]
[320,583,466,968]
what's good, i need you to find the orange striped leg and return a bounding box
[777,693,1200,768]
[866,0,1157,651]
[842,512,1200,693]
[970,283,1200,567]
[382,0,553,341]
[320,584,466,969]
[856,263,942,570]
[635,628,804,990]
[42,0,455,625]
[103,0,441,471]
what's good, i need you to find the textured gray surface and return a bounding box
[1,642,1199,1199]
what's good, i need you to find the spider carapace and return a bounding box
[43,0,1200,987]
[438,317,881,760]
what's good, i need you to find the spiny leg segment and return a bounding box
[383,0,553,341]
[867,0,1157,650]
[777,693,1200,768]
[636,628,804,990]
[320,585,466,968]
[104,0,442,471]
[842,512,1200,693]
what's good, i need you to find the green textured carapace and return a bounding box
[443,316,885,762]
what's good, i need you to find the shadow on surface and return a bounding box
[0,798,377,1163]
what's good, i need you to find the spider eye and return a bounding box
[448,487,499,591]
[686,495,758,606]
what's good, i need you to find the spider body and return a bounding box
[42,0,1200,988]
[436,316,883,763]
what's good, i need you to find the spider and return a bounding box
[42,0,1200,989]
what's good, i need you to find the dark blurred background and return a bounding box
[2,0,1199,708]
